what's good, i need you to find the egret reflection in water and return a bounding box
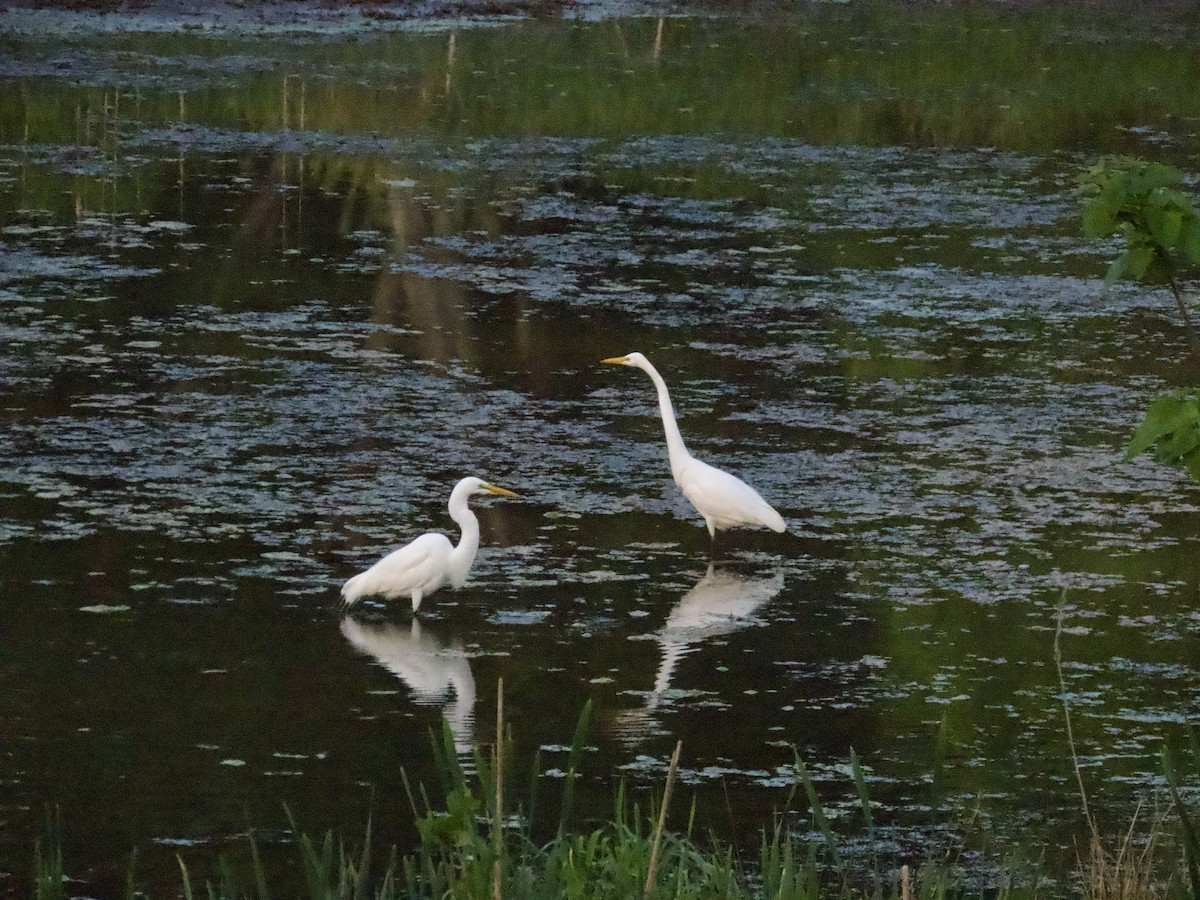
[615,564,785,742]
[340,617,477,753]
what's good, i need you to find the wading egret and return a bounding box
[341,476,520,611]
[601,352,786,538]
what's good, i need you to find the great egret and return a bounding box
[601,352,786,538]
[341,476,520,611]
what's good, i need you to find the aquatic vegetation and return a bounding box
[1079,157,1200,346]
[29,700,1200,899]
[1079,157,1200,482]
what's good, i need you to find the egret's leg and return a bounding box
[411,589,423,613]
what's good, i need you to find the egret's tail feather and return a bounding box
[341,572,367,607]
[761,505,786,533]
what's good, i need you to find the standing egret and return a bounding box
[601,352,786,538]
[341,476,520,611]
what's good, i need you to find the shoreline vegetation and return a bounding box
[32,683,1200,900]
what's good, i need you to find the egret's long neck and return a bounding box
[638,359,691,481]
[447,486,481,586]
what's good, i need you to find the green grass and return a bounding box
[29,687,1200,900]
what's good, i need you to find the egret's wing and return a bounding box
[343,532,451,603]
[679,459,785,531]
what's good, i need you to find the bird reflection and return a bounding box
[615,564,784,742]
[340,617,476,753]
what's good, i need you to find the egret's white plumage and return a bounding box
[341,476,519,611]
[601,352,786,538]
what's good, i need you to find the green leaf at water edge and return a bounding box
[1081,196,1118,238]
[1126,393,1200,483]
[1160,417,1200,462]
[1147,202,1184,249]
[1125,395,1200,459]
[1126,244,1159,280]
[1184,218,1200,266]
[1104,250,1129,286]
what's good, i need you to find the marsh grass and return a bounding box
[1055,592,1200,900]
[30,685,1200,900]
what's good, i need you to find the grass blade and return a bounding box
[645,740,683,899]
[560,700,593,833]
[177,854,195,900]
[793,749,840,869]
[246,823,271,900]
[849,748,881,896]
[1163,745,1200,898]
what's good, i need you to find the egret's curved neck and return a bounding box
[447,485,481,585]
[635,358,691,480]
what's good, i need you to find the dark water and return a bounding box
[1,8,1199,894]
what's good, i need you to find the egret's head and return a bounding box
[454,476,521,499]
[601,352,646,368]
[478,481,521,499]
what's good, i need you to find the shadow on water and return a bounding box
[1,3,1200,895]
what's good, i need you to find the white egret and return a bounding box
[341,476,520,611]
[601,352,786,538]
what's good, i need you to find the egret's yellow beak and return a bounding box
[601,356,628,365]
[482,483,521,498]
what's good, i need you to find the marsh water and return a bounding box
[1,4,1199,894]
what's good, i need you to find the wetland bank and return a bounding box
[1,1,1199,894]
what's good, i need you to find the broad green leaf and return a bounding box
[1128,393,1200,485]
[1126,244,1157,279]
[1104,251,1129,286]
[1158,420,1200,463]
[1079,156,1198,290]
[1183,218,1200,266]
[1147,204,1183,248]
[1126,395,1193,459]
[1081,198,1117,237]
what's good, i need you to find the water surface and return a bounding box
[1,7,1199,894]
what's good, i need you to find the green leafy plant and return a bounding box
[1125,392,1200,479]
[1079,157,1200,481]
[1080,156,1200,349]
